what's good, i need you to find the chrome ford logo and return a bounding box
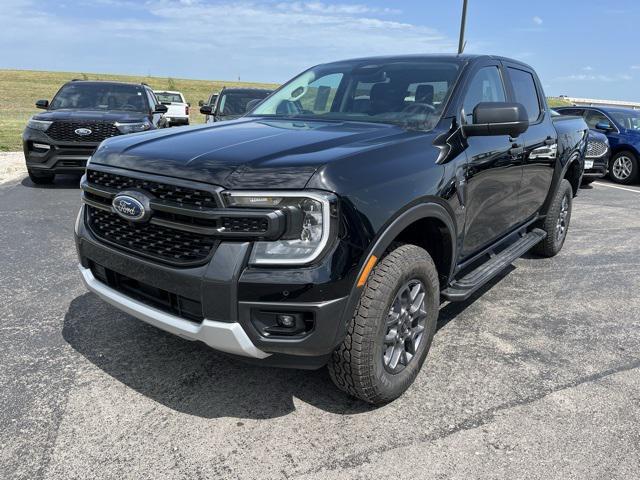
[75,128,92,136]
[112,195,146,221]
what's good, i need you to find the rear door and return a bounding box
[458,60,524,257]
[504,64,557,221]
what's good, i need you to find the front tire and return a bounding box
[328,244,439,405]
[27,169,55,185]
[609,151,638,185]
[533,179,573,257]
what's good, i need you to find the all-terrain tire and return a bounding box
[328,244,439,404]
[533,179,573,257]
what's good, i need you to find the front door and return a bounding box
[460,63,524,257]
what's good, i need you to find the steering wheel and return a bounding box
[402,103,436,116]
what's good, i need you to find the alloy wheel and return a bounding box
[612,156,633,180]
[383,280,427,373]
[555,194,569,247]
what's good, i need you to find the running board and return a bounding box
[442,228,546,302]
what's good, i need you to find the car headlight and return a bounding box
[27,118,53,132]
[224,190,336,265]
[114,120,152,134]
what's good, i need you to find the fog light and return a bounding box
[277,314,296,328]
[33,143,50,150]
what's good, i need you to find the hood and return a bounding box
[34,109,149,123]
[91,118,415,189]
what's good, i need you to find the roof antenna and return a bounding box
[458,0,468,54]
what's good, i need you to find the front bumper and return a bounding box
[583,154,609,178]
[23,129,97,173]
[75,206,358,366]
[166,117,189,125]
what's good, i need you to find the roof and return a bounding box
[68,80,148,87]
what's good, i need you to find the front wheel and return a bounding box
[328,244,439,404]
[609,151,638,185]
[533,179,573,257]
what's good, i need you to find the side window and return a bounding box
[584,110,611,129]
[557,108,584,116]
[508,68,541,122]
[145,89,157,111]
[462,66,506,123]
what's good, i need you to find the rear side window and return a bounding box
[557,108,584,116]
[584,110,612,129]
[508,68,541,122]
[462,66,506,123]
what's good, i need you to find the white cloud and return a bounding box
[631,65,640,70]
[582,66,593,71]
[532,16,543,25]
[0,0,455,82]
[555,73,632,82]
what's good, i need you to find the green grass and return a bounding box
[0,69,278,151]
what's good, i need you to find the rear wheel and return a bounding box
[27,169,55,185]
[533,179,573,257]
[609,151,638,185]
[328,244,439,404]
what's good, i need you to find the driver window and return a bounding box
[462,66,506,123]
[584,110,610,129]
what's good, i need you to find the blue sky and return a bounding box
[3,0,640,101]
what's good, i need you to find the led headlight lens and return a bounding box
[27,118,53,131]
[224,191,335,265]
[114,120,152,134]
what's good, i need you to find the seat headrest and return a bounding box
[415,84,434,105]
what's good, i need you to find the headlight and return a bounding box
[27,118,52,131]
[224,191,336,265]
[114,120,152,134]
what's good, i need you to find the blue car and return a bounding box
[556,106,640,184]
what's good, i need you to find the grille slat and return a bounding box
[47,121,121,143]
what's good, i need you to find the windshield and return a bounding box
[219,92,270,116]
[610,110,640,131]
[155,92,183,103]
[49,83,148,112]
[249,60,461,130]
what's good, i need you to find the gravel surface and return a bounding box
[0,152,26,184]
[1,174,639,480]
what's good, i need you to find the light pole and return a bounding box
[458,0,468,54]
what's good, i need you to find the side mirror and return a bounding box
[200,105,213,115]
[462,102,529,137]
[154,104,168,114]
[595,121,613,132]
[198,100,204,107]
[245,98,262,112]
[36,99,49,109]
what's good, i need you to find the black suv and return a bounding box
[199,87,273,123]
[23,80,168,184]
[75,55,587,404]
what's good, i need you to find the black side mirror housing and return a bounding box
[462,102,529,137]
[35,99,49,109]
[595,121,613,132]
[154,104,168,114]
[200,105,213,115]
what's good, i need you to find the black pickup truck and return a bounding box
[75,55,587,404]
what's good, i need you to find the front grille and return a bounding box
[586,140,608,159]
[87,169,218,209]
[222,216,269,233]
[90,262,204,322]
[87,206,216,264]
[47,121,121,143]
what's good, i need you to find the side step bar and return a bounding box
[442,228,546,302]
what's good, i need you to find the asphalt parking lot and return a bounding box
[1,172,639,480]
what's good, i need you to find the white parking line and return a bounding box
[593,182,640,194]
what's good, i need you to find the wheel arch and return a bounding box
[336,202,457,341]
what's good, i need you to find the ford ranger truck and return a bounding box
[23,80,168,184]
[75,55,588,404]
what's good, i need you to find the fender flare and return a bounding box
[335,202,457,344]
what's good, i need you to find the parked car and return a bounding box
[23,80,168,184]
[556,106,640,184]
[198,92,219,123]
[75,55,588,404]
[199,87,272,123]
[154,90,190,126]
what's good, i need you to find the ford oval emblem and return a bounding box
[112,195,145,221]
[75,127,92,136]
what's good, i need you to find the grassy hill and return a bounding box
[0,69,277,151]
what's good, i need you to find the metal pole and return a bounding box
[458,0,468,54]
